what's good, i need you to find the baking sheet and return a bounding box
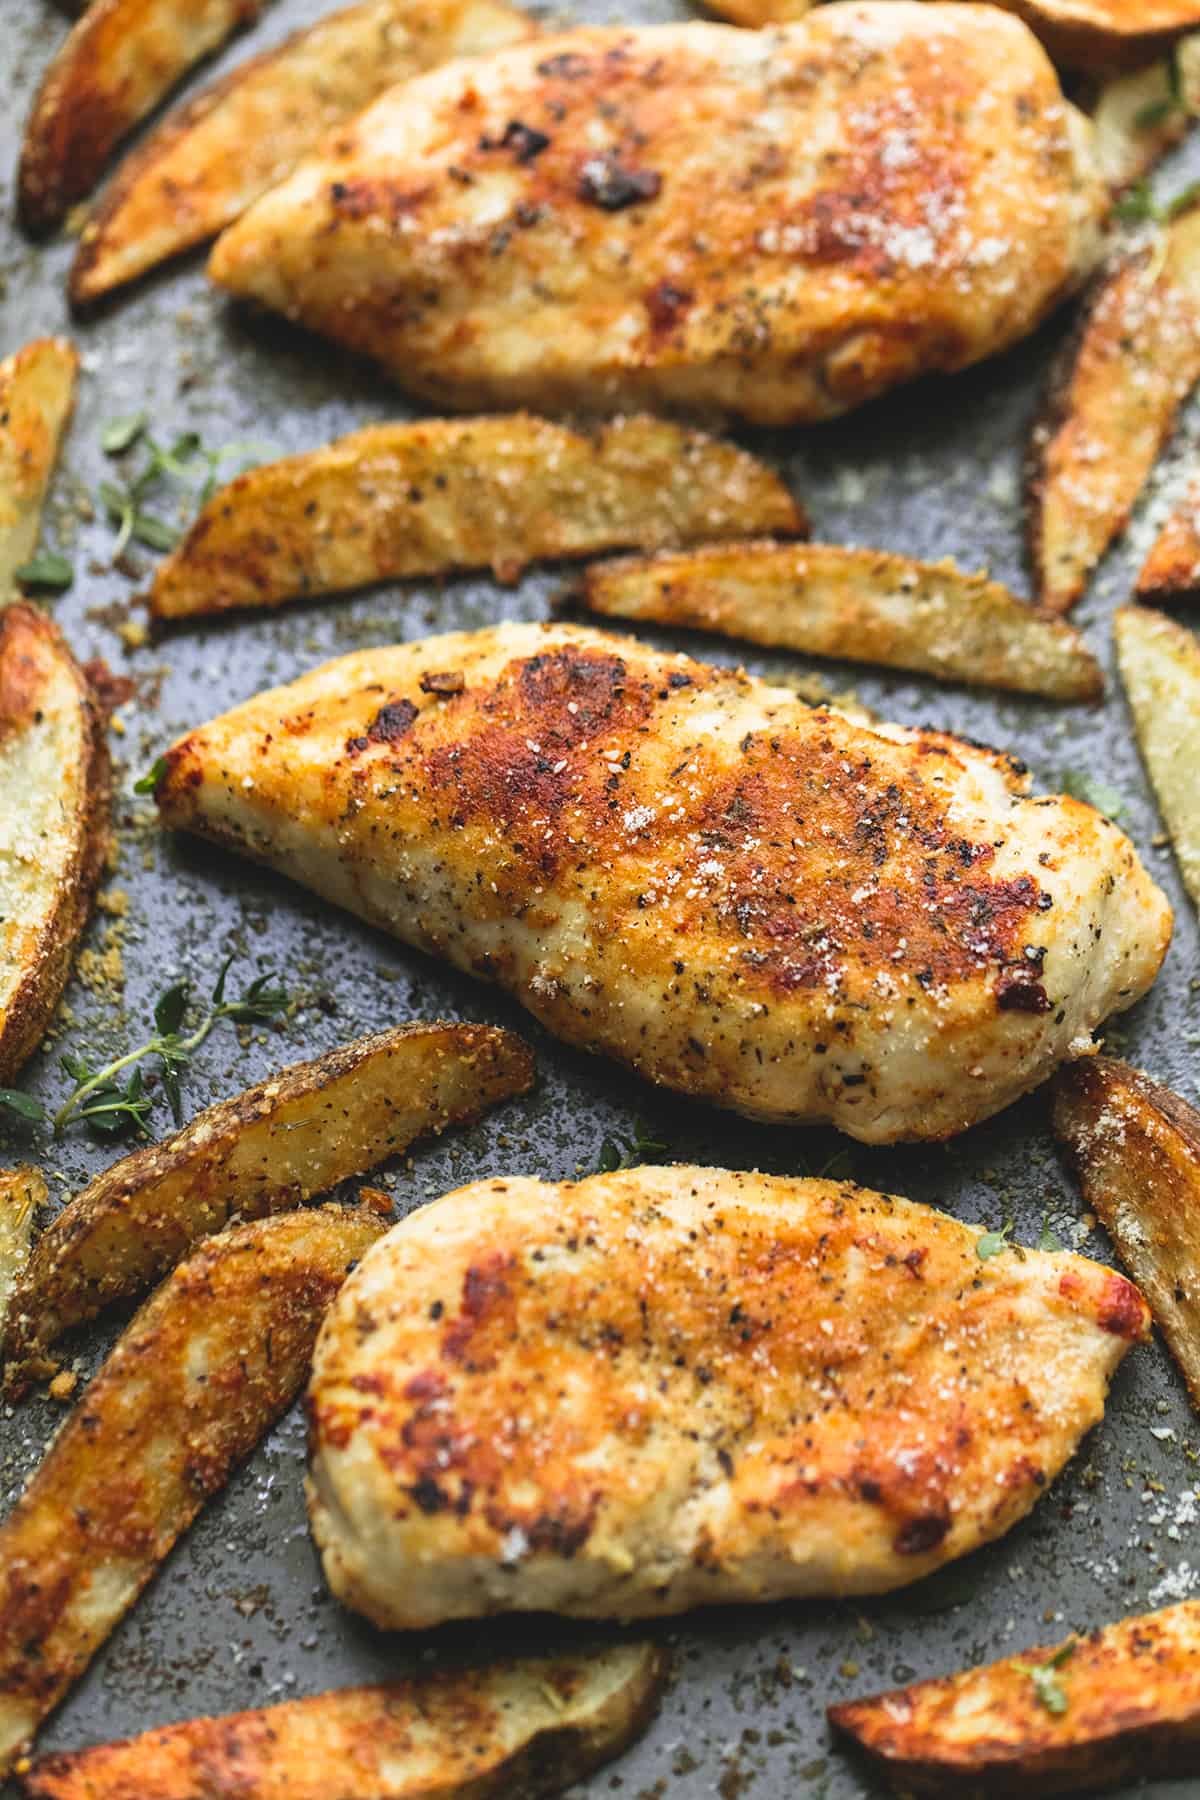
[3,3,1200,1792]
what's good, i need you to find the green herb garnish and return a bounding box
[134,755,168,796]
[976,1224,1013,1261]
[14,550,73,591]
[1013,1640,1076,1717]
[1059,770,1127,821]
[597,1116,671,1172]
[0,960,289,1140]
[98,420,271,560]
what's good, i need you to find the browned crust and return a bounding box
[1,1020,534,1385]
[0,604,112,1086]
[18,1645,669,1798]
[0,1206,384,1778]
[18,0,262,237]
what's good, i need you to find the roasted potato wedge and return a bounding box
[830,1599,1200,1796]
[18,0,267,236]
[2,1020,532,1382]
[0,339,79,593]
[1115,603,1200,906]
[579,542,1103,700]
[0,1206,383,1777]
[0,1168,43,1338]
[1137,470,1200,602]
[69,0,536,305]
[149,416,805,619]
[1028,204,1200,613]
[994,0,1200,74]
[1090,35,1200,192]
[18,1643,667,1799]
[699,0,811,24]
[1055,1057,1200,1406]
[0,605,111,1086]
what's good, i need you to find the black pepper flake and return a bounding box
[577,154,662,211]
[484,119,551,163]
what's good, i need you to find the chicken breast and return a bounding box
[154,623,1170,1144]
[306,1166,1148,1629]
[208,4,1106,425]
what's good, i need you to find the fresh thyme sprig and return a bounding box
[596,1116,671,1172]
[1113,177,1200,228]
[97,415,269,560]
[0,958,288,1140]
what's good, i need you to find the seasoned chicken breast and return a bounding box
[306,1167,1148,1629]
[154,623,1170,1144]
[208,4,1106,424]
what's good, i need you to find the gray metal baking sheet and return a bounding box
[3,2,1200,1792]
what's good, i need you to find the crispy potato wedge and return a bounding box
[579,541,1102,700]
[18,1643,668,1799]
[1115,604,1200,906]
[149,416,805,619]
[69,0,536,306]
[0,1206,383,1777]
[0,605,111,1087]
[18,0,267,237]
[1090,35,1200,192]
[1028,205,1200,613]
[0,1168,43,1339]
[1137,470,1200,601]
[1055,1057,1200,1406]
[0,339,79,593]
[830,1599,1200,1796]
[994,1,1200,74]
[2,1020,532,1382]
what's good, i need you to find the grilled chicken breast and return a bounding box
[208,4,1106,424]
[306,1167,1148,1629]
[154,623,1170,1144]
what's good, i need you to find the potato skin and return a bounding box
[831,1599,1200,1796]
[18,1644,669,1800]
[0,604,111,1087]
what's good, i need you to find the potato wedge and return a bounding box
[0,605,111,1086]
[1137,471,1200,602]
[1028,204,1200,613]
[149,415,806,619]
[1090,35,1200,192]
[0,1206,383,1777]
[579,542,1102,700]
[18,0,267,236]
[699,0,811,25]
[69,0,536,305]
[830,1599,1200,1796]
[0,1168,43,1338]
[993,1,1200,74]
[1,1020,533,1382]
[1115,604,1200,906]
[0,339,79,594]
[18,1643,668,1799]
[1054,1057,1200,1406]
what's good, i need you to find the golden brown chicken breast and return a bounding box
[306,1167,1148,1629]
[153,623,1171,1144]
[208,4,1106,424]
